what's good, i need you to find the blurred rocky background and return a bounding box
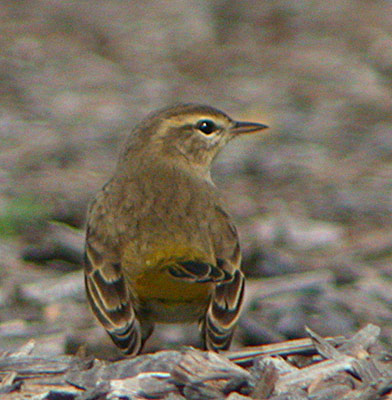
[1,0,392,359]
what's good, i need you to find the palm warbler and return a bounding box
[84,103,268,355]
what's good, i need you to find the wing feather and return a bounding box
[203,270,245,350]
[84,240,142,355]
[201,204,245,351]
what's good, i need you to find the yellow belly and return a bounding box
[135,267,212,302]
[122,242,214,321]
[132,268,212,322]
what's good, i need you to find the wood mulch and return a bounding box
[0,324,391,400]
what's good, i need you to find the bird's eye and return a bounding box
[196,119,218,135]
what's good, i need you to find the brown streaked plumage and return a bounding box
[84,103,268,355]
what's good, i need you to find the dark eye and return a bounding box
[196,119,218,135]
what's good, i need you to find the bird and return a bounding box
[84,103,268,355]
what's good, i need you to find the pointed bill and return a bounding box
[232,120,269,135]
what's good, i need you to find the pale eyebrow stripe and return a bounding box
[164,114,228,127]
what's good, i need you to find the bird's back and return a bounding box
[119,160,220,268]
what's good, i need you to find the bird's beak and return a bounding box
[231,120,269,135]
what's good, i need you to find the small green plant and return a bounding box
[0,196,50,237]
